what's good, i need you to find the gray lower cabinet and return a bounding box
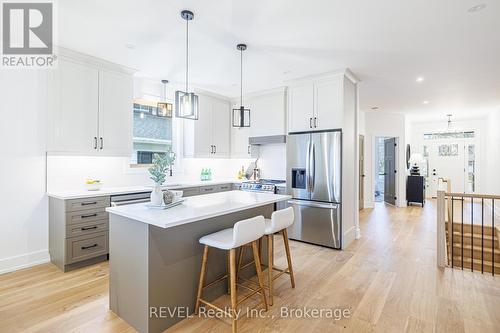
[48,183,239,272]
[49,196,110,272]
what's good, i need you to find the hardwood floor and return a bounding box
[1,201,499,332]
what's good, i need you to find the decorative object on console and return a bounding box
[409,153,423,176]
[175,10,199,120]
[85,179,102,191]
[232,43,250,127]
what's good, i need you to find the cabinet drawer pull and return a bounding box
[81,226,98,231]
[81,202,97,206]
[204,188,214,191]
[81,213,98,218]
[81,244,98,250]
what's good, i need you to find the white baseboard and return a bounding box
[343,225,357,249]
[0,250,50,275]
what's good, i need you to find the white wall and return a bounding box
[363,111,407,208]
[485,111,500,195]
[0,70,49,273]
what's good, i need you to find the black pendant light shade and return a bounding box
[232,43,250,127]
[175,10,199,120]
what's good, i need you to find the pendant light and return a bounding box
[157,79,173,118]
[232,44,250,127]
[175,10,199,120]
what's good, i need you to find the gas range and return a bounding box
[240,179,286,193]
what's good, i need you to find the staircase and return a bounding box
[445,222,500,274]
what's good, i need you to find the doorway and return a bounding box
[374,136,397,205]
[424,132,477,197]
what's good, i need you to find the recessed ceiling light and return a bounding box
[468,4,486,13]
[371,106,379,110]
[416,77,424,83]
[423,100,429,105]
[125,43,135,49]
[283,70,291,75]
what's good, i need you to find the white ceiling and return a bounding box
[58,0,500,117]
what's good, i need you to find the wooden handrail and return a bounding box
[445,193,500,200]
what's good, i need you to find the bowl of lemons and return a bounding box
[85,179,102,191]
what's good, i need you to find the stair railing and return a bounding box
[437,187,500,276]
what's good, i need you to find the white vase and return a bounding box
[150,184,163,206]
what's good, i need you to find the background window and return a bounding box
[131,99,173,165]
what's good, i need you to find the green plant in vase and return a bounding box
[148,153,170,205]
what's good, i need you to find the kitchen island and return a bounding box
[106,190,291,333]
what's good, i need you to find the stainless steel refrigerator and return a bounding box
[286,130,342,249]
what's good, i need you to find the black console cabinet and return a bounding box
[407,175,425,207]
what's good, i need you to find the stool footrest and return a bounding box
[198,299,234,318]
[202,273,228,290]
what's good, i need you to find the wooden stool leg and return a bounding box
[195,245,209,314]
[229,248,238,333]
[251,241,268,311]
[236,245,245,282]
[282,229,295,288]
[227,252,231,294]
[267,234,274,306]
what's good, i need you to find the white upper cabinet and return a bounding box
[183,93,231,158]
[313,78,343,131]
[47,59,99,153]
[211,98,231,157]
[288,83,314,133]
[98,70,133,155]
[47,49,135,155]
[230,88,286,158]
[287,72,350,133]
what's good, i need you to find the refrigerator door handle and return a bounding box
[311,141,316,193]
[287,199,339,209]
[306,138,312,192]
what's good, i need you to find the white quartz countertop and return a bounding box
[47,180,244,200]
[106,190,292,229]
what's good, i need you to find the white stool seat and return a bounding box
[264,207,294,235]
[199,215,266,250]
[199,228,234,250]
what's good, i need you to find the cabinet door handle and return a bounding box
[309,118,313,128]
[314,117,317,128]
[94,137,98,150]
[81,213,98,219]
[210,145,213,154]
[214,145,217,154]
[81,226,98,231]
[100,137,103,150]
[81,244,98,250]
[247,145,250,154]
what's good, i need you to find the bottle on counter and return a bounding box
[201,169,206,181]
[207,169,212,181]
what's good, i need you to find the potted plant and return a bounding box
[148,153,170,205]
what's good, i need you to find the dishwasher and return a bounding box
[110,192,151,206]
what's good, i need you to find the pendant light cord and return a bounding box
[186,19,189,93]
[240,48,243,107]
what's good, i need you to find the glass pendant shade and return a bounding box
[232,106,250,127]
[175,90,199,120]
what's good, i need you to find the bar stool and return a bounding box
[237,207,296,306]
[194,216,268,333]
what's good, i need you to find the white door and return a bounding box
[48,59,99,153]
[313,78,343,131]
[98,70,133,155]
[428,142,466,197]
[212,98,231,157]
[288,83,313,133]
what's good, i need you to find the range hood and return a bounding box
[249,135,286,145]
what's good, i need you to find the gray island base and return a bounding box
[107,191,290,333]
